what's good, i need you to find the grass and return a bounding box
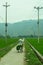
[24,40,43,65]
[0,37,43,65]
[0,38,19,57]
[26,38,43,55]
[0,38,18,48]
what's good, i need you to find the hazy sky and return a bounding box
[0,0,43,23]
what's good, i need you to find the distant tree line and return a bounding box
[0,34,43,38]
[17,35,43,38]
[0,35,11,38]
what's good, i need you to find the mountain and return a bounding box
[0,19,43,37]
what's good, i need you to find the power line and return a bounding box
[34,6,43,43]
[3,2,10,43]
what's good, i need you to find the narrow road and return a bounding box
[0,46,25,65]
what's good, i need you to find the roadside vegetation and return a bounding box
[24,39,43,65]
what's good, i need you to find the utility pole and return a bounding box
[3,2,10,43]
[34,7,43,43]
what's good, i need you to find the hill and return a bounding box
[0,20,43,37]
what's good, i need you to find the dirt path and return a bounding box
[0,46,25,65]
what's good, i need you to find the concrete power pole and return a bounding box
[34,6,43,43]
[3,2,10,43]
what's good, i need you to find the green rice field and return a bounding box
[0,38,19,57]
[26,38,43,55]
